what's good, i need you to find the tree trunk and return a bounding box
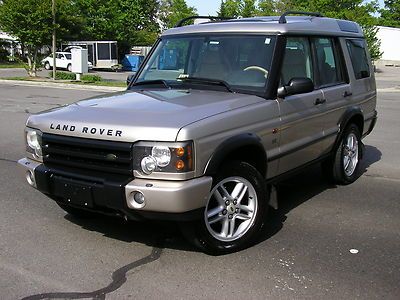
[26,46,37,77]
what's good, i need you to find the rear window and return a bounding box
[346,39,370,79]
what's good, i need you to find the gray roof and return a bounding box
[162,16,364,38]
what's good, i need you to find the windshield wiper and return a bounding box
[130,80,170,89]
[178,77,234,93]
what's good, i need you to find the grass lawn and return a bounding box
[0,76,126,87]
[0,62,25,68]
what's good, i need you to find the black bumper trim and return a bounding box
[34,164,202,222]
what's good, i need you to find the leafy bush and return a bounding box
[49,71,76,80]
[81,74,102,82]
[48,71,102,82]
[0,48,10,62]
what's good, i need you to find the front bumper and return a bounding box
[18,158,212,221]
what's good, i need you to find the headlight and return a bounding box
[133,141,194,175]
[25,128,43,160]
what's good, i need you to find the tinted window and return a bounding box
[97,43,110,60]
[346,39,370,79]
[313,38,343,86]
[111,43,117,59]
[281,37,313,86]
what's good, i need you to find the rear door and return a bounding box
[311,37,351,153]
[277,37,325,174]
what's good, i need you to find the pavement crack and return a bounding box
[20,243,163,300]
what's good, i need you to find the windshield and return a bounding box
[136,34,276,94]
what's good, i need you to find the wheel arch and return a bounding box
[204,133,267,178]
[334,107,364,150]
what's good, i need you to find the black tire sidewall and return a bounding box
[67,64,72,72]
[44,62,50,70]
[195,161,268,254]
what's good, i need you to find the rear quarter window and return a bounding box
[346,39,370,79]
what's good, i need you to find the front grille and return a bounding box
[42,133,133,175]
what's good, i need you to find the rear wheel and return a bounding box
[189,161,268,254]
[44,62,51,70]
[67,64,72,72]
[323,124,362,185]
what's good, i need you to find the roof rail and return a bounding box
[278,11,323,24]
[175,16,233,28]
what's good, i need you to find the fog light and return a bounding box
[133,191,145,204]
[26,170,36,187]
[127,191,146,209]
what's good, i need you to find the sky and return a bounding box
[186,0,220,16]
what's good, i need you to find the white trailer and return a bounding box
[62,41,118,69]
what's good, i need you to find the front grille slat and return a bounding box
[42,134,133,175]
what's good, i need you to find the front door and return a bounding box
[277,37,325,174]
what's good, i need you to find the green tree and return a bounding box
[159,0,197,29]
[257,0,275,16]
[218,0,241,18]
[73,0,160,56]
[0,0,81,76]
[380,0,400,27]
[242,0,257,17]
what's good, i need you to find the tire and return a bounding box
[44,62,51,70]
[323,124,362,185]
[67,64,72,72]
[56,202,96,218]
[188,161,269,255]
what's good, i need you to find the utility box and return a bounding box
[71,48,88,74]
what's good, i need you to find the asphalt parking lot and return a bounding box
[0,67,399,299]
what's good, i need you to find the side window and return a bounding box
[346,39,370,79]
[313,38,344,87]
[281,37,313,86]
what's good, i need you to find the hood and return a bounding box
[27,89,264,142]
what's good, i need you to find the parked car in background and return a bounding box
[42,52,92,72]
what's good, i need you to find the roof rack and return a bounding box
[278,11,323,24]
[175,16,233,28]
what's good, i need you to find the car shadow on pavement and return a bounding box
[257,143,382,244]
[64,213,198,252]
[360,145,382,174]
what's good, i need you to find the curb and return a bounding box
[0,79,125,92]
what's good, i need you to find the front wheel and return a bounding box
[191,161,268,254]
[44,62,51,70]
[67,64,72,72]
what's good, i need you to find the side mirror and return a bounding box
[277,77,314,98]
[126,74,135,86]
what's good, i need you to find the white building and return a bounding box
[376,26,400,66]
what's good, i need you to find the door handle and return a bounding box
[315,98,326,105]
[343,91,353,98]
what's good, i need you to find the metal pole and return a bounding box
[52,0,56,80]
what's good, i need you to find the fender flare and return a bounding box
[334,106,364,150]
[204,133,267,177]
